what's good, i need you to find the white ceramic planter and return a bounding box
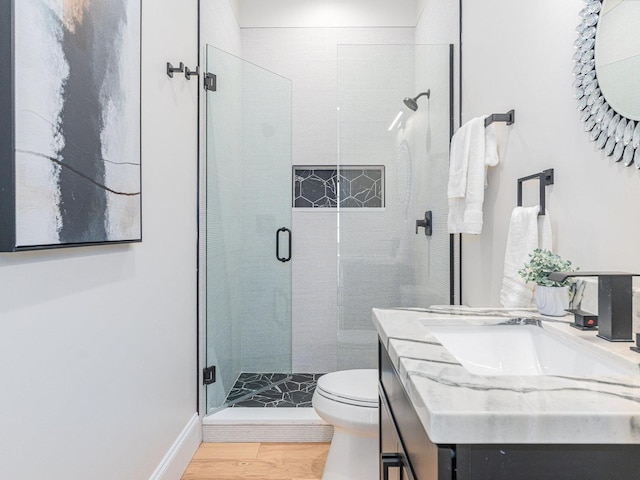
[535,285,570,317]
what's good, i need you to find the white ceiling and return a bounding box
[229,0,428,28]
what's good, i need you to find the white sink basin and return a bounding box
[425,324,638,377]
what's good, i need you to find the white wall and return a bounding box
[235,0,420,27]
[201,0,242,56]
[0,1,200,478]
[461,0,640,311]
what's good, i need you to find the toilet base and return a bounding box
[321,427,378,480]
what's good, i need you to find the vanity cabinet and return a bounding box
[379,341,454,480]
[378,340,640,480]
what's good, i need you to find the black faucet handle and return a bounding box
[547,271,638,342]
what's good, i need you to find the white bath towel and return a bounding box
[447,116,500,234]
[499,206,541,308]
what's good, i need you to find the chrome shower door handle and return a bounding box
[276,227,292,262]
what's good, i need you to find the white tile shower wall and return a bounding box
[414,0,461,304]
[242,28,415,163]
[239,71,292,373]
[242,27,414,372]
[291,211,338,373]
[335,43,456,367]
[411,45,454,308]
[336,44,418,369]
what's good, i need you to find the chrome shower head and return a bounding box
[403,90,431,111]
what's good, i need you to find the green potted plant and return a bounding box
[518,248,576,316]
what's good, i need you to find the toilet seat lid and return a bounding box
[316,369,378,406]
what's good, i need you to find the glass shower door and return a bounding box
[336,44,454,369]
[205,45,292,413]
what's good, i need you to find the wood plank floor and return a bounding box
[181,443,331,480]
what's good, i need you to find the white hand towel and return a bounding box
[447,116,500,234]
[484,122,499,166]
[499,206,540,308]
[538,208,553,251]
[484,122,499,187]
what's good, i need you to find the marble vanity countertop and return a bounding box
[373,307,640,444]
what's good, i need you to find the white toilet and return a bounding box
[312,369,379,480]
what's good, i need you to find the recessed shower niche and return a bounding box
[293,166,385,208]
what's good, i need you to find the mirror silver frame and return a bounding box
[574,0,640,168]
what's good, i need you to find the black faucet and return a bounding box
[547,271,637,342]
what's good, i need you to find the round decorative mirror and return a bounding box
[573,0,640,168]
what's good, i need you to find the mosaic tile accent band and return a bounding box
[293,167,384,208]
[227,373,324,408]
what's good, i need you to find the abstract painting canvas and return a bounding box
[0,0,141,251]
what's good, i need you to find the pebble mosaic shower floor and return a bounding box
[226,373,324,408]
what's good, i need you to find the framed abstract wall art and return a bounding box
[0,0,142,251]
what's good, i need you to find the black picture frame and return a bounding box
[0,0,142,251]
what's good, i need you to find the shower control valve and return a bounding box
[416,210,433,236]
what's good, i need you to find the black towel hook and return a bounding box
[185,65,200,80]
[166,61,184,78]
[485,110,515,127]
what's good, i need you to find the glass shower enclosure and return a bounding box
[204,45,293,413]
[336,44,454,369]
[203,42,456,412]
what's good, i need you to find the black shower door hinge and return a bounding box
[203,366,216,385]
[204,72,217,92]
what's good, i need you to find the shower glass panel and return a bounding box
[337,44,453,369]
[205,45,293,413]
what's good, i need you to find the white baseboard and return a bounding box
[149,413,202,480]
